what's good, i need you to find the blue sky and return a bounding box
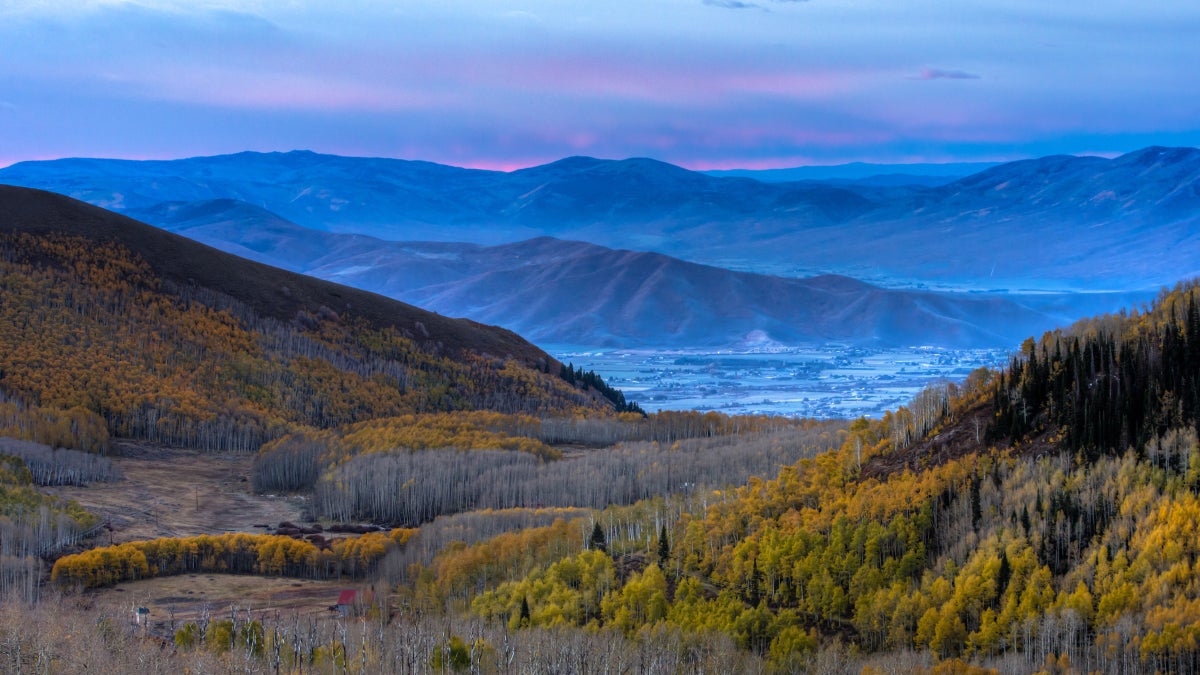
[2,0,1198,169]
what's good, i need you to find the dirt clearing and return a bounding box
[43,441,309,544]
[90,575,350,622]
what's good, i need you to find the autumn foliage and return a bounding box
[382,280,1200,671]
[50,528,415,590]
[0,233,601,452]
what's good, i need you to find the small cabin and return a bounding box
[335,590,357,616]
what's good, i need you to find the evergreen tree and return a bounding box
[657,524,670,566]
[997,549,1012,597]
[519,595,531,628]
[970,478,982,531]
[747,558,762,606]
[588,522,607,553]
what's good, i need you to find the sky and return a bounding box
[2,0,1199,170]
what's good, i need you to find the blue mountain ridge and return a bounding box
[121,198,1128,349]
[2,146,1194,347]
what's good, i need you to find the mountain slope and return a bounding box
[415,282,1200,671]
[396,243,1057,348]
[102,199,1063,348]
[0,150,876,248]
[123,198,369,274]
[0,186,601,451]
[4,146,1197,289]
[806,146,1200,287]
[0,186,548,362]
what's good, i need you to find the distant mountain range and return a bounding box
[703,160,1000,185]
[97,198,1111,349]
[2,147,1196,292]
[2,147,1194,349]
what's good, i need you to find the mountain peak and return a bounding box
[514,155,696,179]
[1116,145,1200,167]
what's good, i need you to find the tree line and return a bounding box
[50,529,414,590]
[0,437,121,486]
[252,411,559,494]
[535,410,822,446]
[559,362,644,414]
[254,411,834,500]
[0,452,99,602]
[305,422,842,526]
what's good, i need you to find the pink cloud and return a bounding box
[908,68,981,81]
[126,67,470,112]
[83,46,866,115]
[461,57,864,104]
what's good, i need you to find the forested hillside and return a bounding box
[11,184,1200,672]
[367,280,1200,673]
[0,187,631,617]
[0,186,609,452]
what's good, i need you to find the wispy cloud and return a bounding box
[703,0,808,8]
[909,68,981,81]
[704,0,764,9]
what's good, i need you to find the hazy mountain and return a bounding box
[778,146,1200,289]
[703,160,999,184]
[123,198,371,272]
[395,245,1062,348]
[3,146,1196,290]
[0,150,875,245]
[94,198,1066,348]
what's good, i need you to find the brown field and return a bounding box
[87,574,359,627]
[43,443,387,633]
[43,441,309,544]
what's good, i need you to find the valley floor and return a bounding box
[551,345,1008,418]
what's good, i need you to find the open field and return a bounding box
[43,444,384,635]
[87,574,356,628]
[42,441,308,544]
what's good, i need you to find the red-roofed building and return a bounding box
[335,590,357,615]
